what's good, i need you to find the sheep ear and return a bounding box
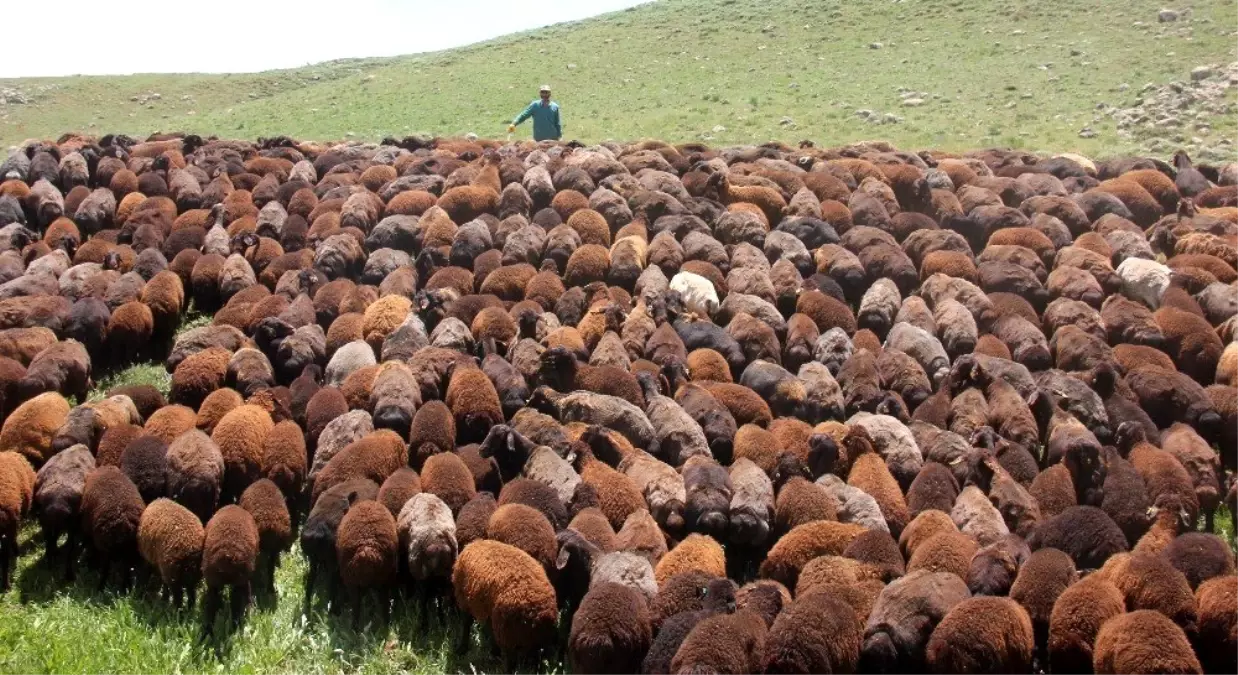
[346,490,359,506]
[555,546,573,570]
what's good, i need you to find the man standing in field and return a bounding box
[508,85,562,141]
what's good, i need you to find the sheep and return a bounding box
[924,596,1035,674]
[80,465,145,589]
[137,497,205,609]
[728,457,774,548]
[1163,532,1236,590]
[170,347,231,409]
[119,433,169,504]
[33,444,94,572]
[818,473,889,533]
[397,492,456,617]
[859,569,971,673]
[845,426,911,536]
[238,479,292,592]
[259,419,306,509]
[420,452,476,515]
[1116,422,1201,530]
[1096,551,1199,632]
[532,388,655,450]
[334,498,398,628]
[1154,305,1224,383]
[655,532,727,588]
[311,430,407,503]
[674,383,739,462]
[762,589,861,673]
[1092,610,1202,675]
[18,339,90,401]
[1097,449,1153,548]
[682,454,732,540]
[451,540,559,669]
[211,404,274,502]
[1008,547,1078,653]
[907,462,959,518]
[846,412,924,491]
[444,363,504,444]
[757,519,866,589]
[1160,423,1222,531]
[884,321,950,388]
[1044,574,1128,673]
[1125,366,1221,442]
[618,449,686,536]
[1195,576,1237,674]
[0,391,71,465]
[1028,505,1128,571]
[642,577,738,674]
[738,360,819,423]
[846,522,906,577]
[670,608,769,675]
[568,581,654,674]
[201,504,259,636]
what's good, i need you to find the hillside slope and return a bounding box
[1,0,1234,156]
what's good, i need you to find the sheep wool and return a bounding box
[0,391,71,464]
[924,596,1035,674]
[137,498,205,607]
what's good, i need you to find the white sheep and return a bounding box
[670,270,720,316]
[1116,257,1170,309]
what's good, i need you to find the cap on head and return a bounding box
[539,84,551,93]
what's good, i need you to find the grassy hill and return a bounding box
[1,0,1235,157]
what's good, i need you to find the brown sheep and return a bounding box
[201,504,259,636]
[211,404,274,502]
[0,391,71,464]
[1092,610,1202,674]
[925,596,1035,674]
[0,451,35,590]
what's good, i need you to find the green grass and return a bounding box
[0,0,1234,157]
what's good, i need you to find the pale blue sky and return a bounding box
[1,0,649,78]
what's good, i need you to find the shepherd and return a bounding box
[508,84,562,141]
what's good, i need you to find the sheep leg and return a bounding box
[0,540,10,593]
[266,551,279,593]
[350,586,362,631]
[96,557,111,592]
[1205,506,1215,533]
[379,589,391,627]
[502,649,517,674]
[134,562,151,594]
[454,615,473,655]
[172,585,184,609]
[62,529,77,582]
[328,570,342,614]
[201,585,221,640]
[120,557,137,593]
[433,583,447,625]
[302,557,316,609]
[415,582,430,624]
[230,581,251,626]
[43,524,59,559]
[187,584,198,611]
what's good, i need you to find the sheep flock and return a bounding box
[0,131,1236,674]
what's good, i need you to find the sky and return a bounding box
[0,0,650,78]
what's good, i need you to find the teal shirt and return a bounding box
[512,99,562,141]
